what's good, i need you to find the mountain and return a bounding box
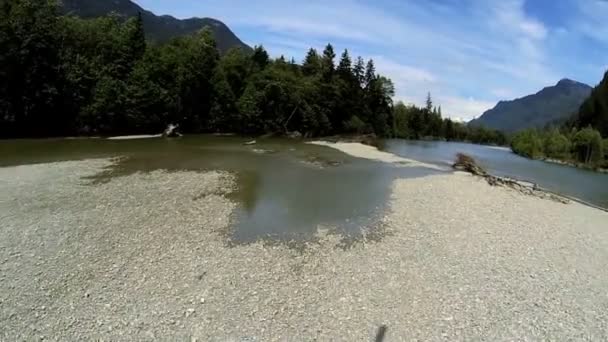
[470,79,592,133]
[60,0,252,54]
[574,71,608,137]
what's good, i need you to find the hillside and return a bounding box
[60,0,252,54]
[470,79,592,133]
[574,70,608,137]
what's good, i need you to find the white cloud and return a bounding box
[439,96,497,121]
[372,56,436,84]
[485,0,548,40]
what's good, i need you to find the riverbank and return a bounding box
[1,157,607,340]
[542,157,608,174]
[107,134,163,140]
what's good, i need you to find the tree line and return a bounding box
[392,93,507,145]
[0,0,507,146]
[511,127,607,169]
[511,70,608,169]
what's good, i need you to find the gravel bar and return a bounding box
[1,159,607,341]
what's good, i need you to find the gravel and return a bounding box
[1,159,607,341]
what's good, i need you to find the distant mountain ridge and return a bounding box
[470,79,592,133]
[60,0,252,54]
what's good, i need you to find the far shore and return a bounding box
[541,157,608,174]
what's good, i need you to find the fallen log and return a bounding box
[453,153,569,205]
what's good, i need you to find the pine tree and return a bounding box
[129,12,146,61]
[337,49,352,80]
[425,92,433,113]
[302,48,321,76]
[251,45,269,70]
[364,59,376,87]
[576,70,608,137]
[321,43,336,78]
[353,57,365,86]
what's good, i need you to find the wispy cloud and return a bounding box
[575,0,608,44]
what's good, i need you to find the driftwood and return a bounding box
[453,153,488,176]
[162,124,182,138]
[453,153,569,204]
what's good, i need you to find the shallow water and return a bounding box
[382,139,608,208]
[0,136,436,242]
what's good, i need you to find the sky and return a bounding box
[135,0,608,121]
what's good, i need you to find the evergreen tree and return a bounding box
[302,48,321,76]
[321,43,336,79]
[364,59,376,88]
[251,45,270,71]
[425,92,433,113]
[128,12,146,62]
[337,49,352,80]
[353,56,365,86]
[575,70,608,137]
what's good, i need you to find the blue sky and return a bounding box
[135,0,608,121]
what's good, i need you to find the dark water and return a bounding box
[383,140,608,208]
[0,136,435,243]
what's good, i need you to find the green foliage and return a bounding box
[511,125,607,168]
[542,129,571,159]
[344,115,368,134]
[574,71,608,137]
[511,129,543,158]
[0,0,64,136]
[572,127,603,165]
[60,0,252,54]
[391,98,506,145]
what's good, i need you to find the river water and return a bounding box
[382,139,608,208]
[1,137,605,242]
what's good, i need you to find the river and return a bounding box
[382,139,608,208]
[1,137,606,243]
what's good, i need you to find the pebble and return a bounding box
[1,159,607,341]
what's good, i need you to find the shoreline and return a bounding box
[542,157,608,174]
[308,140,447,171]
[107,134,163,140]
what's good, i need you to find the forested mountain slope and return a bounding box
[470,79,592,132]
[60,0,251,53]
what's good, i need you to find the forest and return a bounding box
[510,70,608,169]
[0,0,508,145]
